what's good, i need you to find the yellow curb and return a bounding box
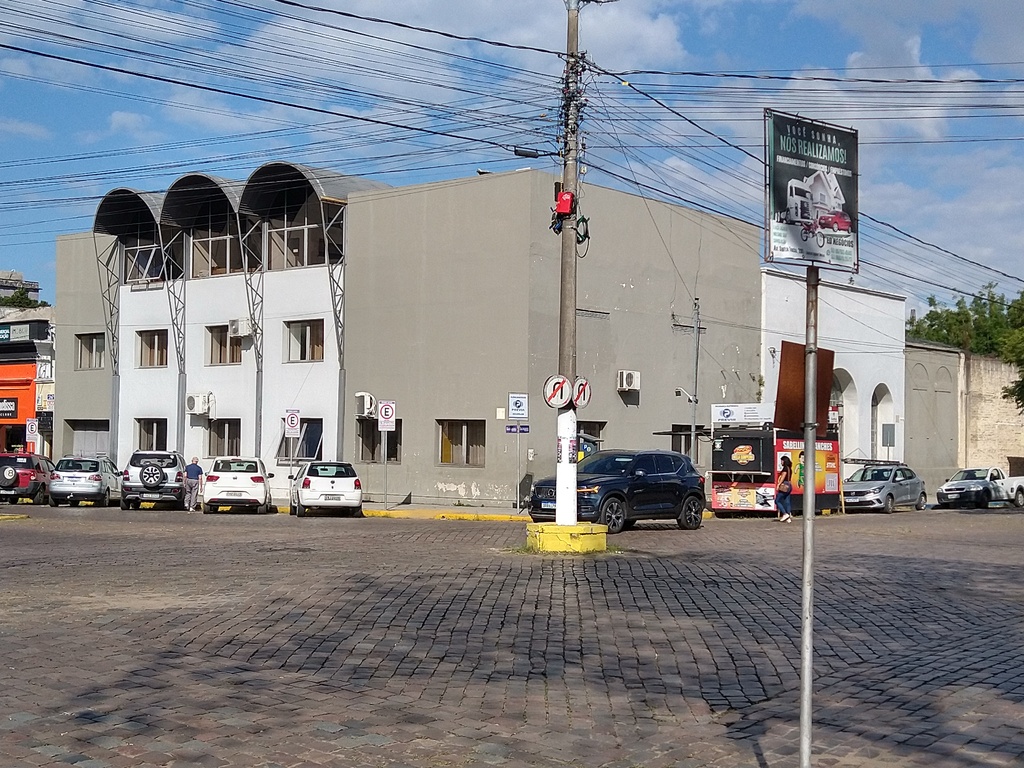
[0,514,30,521]
[365,508,526,521]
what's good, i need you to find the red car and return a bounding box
[0,453,55,505]
[818,210,852,232]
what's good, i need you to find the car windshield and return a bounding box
[213,459,259,473]
[950,469,987,482]
[130,453,178,468]
[578,452,636,476]
[56,459,99,472]
[848,466,895,483]
[0,455,31,468]
[307,463,356,478]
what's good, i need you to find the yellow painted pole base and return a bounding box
[525,522,607,554]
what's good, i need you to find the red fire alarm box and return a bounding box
[555,190,575,216]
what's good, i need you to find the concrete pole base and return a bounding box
[525,522,607,553]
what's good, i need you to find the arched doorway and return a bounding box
[871,384,895,461]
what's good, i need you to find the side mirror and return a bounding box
[634,469,646,478]
[287,474,294,480]
[267,473,275,479]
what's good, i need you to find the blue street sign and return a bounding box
[520,425,530,433]
[506,425,518,433]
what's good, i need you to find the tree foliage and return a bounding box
[0,288,48,308]
[906,283,1024,411]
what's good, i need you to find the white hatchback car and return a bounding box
[202,457,275,514]
[289,461,363,517]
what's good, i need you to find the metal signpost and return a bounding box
[378,401,396,510]
[285,409,300,479]
[508,393,529,511]
[25,417,38,454]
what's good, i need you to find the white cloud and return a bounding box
[0,118,49,141]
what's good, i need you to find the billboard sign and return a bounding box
[765,110,858,271]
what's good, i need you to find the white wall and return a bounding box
[761,269,906,476]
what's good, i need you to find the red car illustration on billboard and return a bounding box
[817,210,852,232]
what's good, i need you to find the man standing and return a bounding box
[184,456,204,512]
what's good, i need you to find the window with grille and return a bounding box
[76,333,105,370]
[209,419,241,457]
[207,325,242,365]
[357,417,401,463]
[285,319,324,362]
[138,330,168,368]
[438,419,485,466]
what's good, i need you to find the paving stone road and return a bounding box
[2,506,1023,768]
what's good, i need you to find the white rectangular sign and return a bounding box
[285,409,301,438]
[711,402,775,425]
[378,400,396,432]
[508,392,528,420]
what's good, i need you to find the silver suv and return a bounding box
[120,451,187,510]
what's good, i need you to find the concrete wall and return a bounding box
[904,341,961,494]
[54,232,113,459]
[965,354,1024,471]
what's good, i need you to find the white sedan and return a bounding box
[202,457,275,514]
[289,461,363,517]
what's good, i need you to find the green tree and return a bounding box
[0,288,48,308]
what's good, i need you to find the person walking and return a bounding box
[776,454,793,523]
[184,456,204,512]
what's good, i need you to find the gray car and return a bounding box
[120,451,187,510]
[843,463,927,513]
[50,456,121,507]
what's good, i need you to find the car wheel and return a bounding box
[352,505,364,518]
[296,502,308,518]
[256,503,269,515]
[1014,488,1024,508]
[69,500,80,507]
[49,496,59,507]
[832,223,839,231]
[979,492,990,510]
[32,487,46,506]
[883,494,896,514]
[139,465,165,489]
[915,492,927,511]
[289,501,296,516]
[599,496,627,534]
[120,496,130,510]
[677,495,704,530]
[0,466,17,489]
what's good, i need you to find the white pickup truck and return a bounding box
[935,466,1024,509]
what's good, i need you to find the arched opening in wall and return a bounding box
[832,369,858,471]
[871,384,895,461]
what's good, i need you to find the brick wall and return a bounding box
[966,355,1024,469]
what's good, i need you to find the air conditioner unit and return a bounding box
[616,370,641,392]
[185,392,211,415]
[228,317,253,337]
[354,391,377,418]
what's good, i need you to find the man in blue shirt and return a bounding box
[185,457,204,512]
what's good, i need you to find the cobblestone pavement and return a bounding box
[2,506,1023,767]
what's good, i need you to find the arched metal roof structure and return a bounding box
[239,161,389,217]
[93,188,163,237]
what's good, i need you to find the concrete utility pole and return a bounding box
[690,298,701,463]
[554,0,583,526]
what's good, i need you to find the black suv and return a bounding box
[529,449,706,533]
[120,451,187,510]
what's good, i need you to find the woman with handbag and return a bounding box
[776,454,794,523]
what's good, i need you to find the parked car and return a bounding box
[202,456,275,514]
[529,449,706,534]
[0,453,54,505]
[289,461,363,517]
[121,450,187,510]
[935,466,1024,509]
[842,463,926,513]
[50,456,121,507]
[817,210,852,232]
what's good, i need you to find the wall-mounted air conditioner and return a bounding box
[228,317,253,337]
[616,370,641,392]
[185,392,211,415]
[354,391,377,418]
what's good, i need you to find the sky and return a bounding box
[2,0,1024,310]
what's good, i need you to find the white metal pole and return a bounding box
[800,265,819,767]
[383,430,388,511]
[516,422,521,512]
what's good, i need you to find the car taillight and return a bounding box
[301,478,311,489]
[251,475,265,483]
[206,475,220,483]
[122,469,129,481]
[699,475,706,487]
[354,478,361,489]
[88,474,102,481]
[51,471,60,480]
[175,471,183,482]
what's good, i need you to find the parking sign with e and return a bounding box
[378,401,396,432]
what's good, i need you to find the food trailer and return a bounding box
[708,404,840,516]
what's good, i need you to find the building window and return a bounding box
[76,333,105,370]
[276,418,323,461]
[209,419,241,457]
[207,325,242,365]
[438,420,485,466]
[285,319,324,362]
[138,330,168,368]
[137,418,167,451]
[266,185,326,270]
[190,205,243,278]
[357,417,402,463]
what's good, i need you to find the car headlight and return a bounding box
[577,485,601,494]
[965,483,984,491]
[867,485,884,494]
